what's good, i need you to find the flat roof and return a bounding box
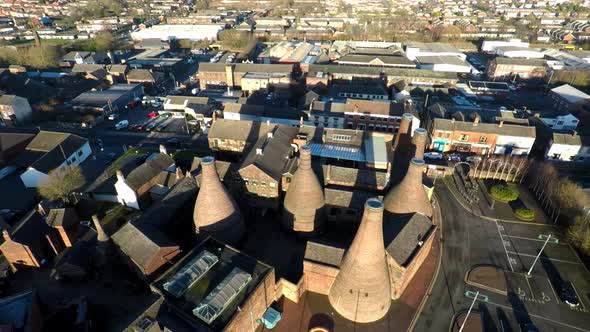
[364,135,388,165]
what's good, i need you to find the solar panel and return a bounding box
[193,267,252,324]
[163,250,219,298]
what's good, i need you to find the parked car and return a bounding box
[155,123,167,131]
[127,124,138,131]
[146,122,157,131]
[115,120,129,130]
[424,152,443,160]
[446,153,462,162]
[466,156,482,163]
[160,113,171,119]
[166,138,181,147]
[108,113,119,120]
[136,124,145,132]
[559,281,580,307]
[127,100,140,109]
[148,111,158,118]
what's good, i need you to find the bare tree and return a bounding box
[38,165,86,204]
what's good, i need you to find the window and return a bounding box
[459,134,469,141]
[260,181,266,187]
[360,116,365,120]
[78,150,83,157]
[269,182,276,188]
[446,133,451,139]
[479,136,487,143]
[437,132,442,138]
[332,134,351,142]
[286,177,291,183]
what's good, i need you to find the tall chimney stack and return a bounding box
[193,156,244,244]
[411,128,428,160]
[283,145,325,234]
[384,158,433,217]
[328,198,391,323]
[92,215,110,243]
[392,113,414,154]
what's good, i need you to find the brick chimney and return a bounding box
[116,169,125,182]
[283,145,325,234]
[92,215,110,243]
[328,198,391,323]
[473,114,480,126]
[499,120,504,128]
[412,128,428,160]
[2,230,10,242]
[225,64,234,88]
[193,156,244,244]
[392,113,413,153]
[159,144,167,155]
[383,158,433,217]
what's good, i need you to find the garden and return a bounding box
[489,182,535,221]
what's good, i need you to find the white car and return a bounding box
[108,113,119,120]
[424,152,443,160]
[466,156,482,163]
[115,120,129,130]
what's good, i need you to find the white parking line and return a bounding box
[571,282,586,310]
[496,220,515,272]
[505,251,580,265]
[548,278,559,305]
[479,298,590,332]
[525,276,536,300]
[504,235,564,244]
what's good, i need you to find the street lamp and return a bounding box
[527,234,552,276]
[459,291,480,332]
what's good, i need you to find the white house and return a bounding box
[494,133,537,155]
[114,148,176,210]
[15,131,91,188]
[0,95,33,126]
[546,132,587,161]
[540,113,579,132]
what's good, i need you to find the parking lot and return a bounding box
[465,220,590,331]
[103,104,193,135]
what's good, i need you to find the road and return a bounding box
[414,183,590,332]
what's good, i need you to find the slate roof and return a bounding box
[0,132,35,154]
[0,71,56,105]
[344,98,408,117]
[324,188,379,209]
[240,125,298,181]
[126,69,165,83]
[0,290,36,329]
[304,240,346,267]
[13,131,88,173]
[223,103,302,120]
[384,213,434,267]
[5,210,52,248]
[493,57,547,66]
[71,64,104,73]
[322,165,388,190]
[551,84,590,104]
[45,208,78,228]
[164,95,210,107]
[112,222,177,273]
[432,118,536,138]
[337,54,416,67]
[308,64,458,80]
[85,154,146,194]
[124,153,175,192]
[208,118,275,143]
[198,62,294,74]
[136,177,197,228]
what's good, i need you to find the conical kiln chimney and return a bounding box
[412,128,428,160]
[328,198,391,323]
[283,145,325,234]
[384,158,432,217]
[193,156,244,244]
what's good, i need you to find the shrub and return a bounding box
[490,184,519,203]
[515,208,535,221]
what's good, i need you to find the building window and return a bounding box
[269,182,276,188]
[332,134,351,142]
[446,133,451,138]
[437,132,442,138]
[286,177,291,183]
[479,136,487,143]
[260,181,266,187]
[459,134,469,141]
[78,150,83,157]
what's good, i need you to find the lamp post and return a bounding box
[459,291,480,332]
[527,235,551,276]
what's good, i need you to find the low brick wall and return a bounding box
[303,260,339,295]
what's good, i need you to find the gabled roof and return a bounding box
[208,118,275,143]
[0,71,56,105]
[45,208,78,228]
[304,240,345,267]
[13,131,88,173]
[124,153,175,192]
[384,213,434,267]
[432,118,536,138]
[0,290,37,330]
[0,132,35,153]
[337,54,415,67]
[239,125,298,181]
[551,84,590,104]
[126,69,165,83]
[112,222,177,273]
[5,210,52,247]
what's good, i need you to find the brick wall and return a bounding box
[303,260,339,295]
[0,240,40,272]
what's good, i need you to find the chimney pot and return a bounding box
[267,132,273,139]
[499,120,504,127]
[116,169,125,182]
[256,148,263,155]
[159,144,167,155]
[2,230,10,241]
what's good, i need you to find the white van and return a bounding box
[115,120,129,130]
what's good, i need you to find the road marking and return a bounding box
[477,298,590,332]
[525,276,536,300]
[496,220,515,272]
[504,235,563,244]
[541,292,551,302]
[571,282,586,311]
[548,278,559,306]
[465,291,489,302]
[505,251,580,265]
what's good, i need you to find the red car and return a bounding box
[136,125,145,132]
[127,124,138,131]
[127,100,140,109]
[148,111,158,118]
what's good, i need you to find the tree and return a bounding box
[490,184,519,203]
[94,31,118,52]
[218,30,252,51]
[551,178,586,210]
[38,165,86,204]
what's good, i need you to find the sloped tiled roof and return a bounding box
[124,153,174,192]
[384,213,434,267]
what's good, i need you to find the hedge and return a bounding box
[515,208,535,221]
[490,184,519,203]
